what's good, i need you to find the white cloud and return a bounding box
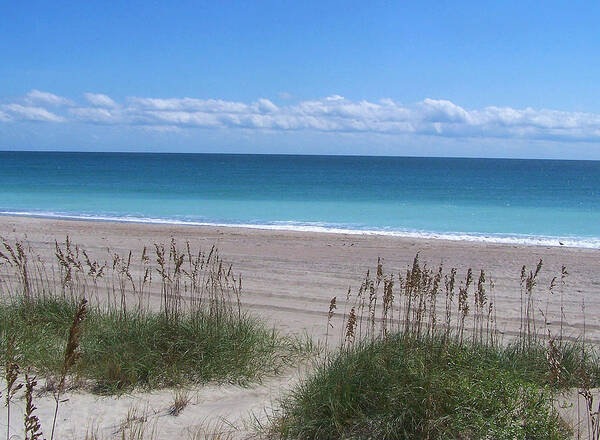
[142,125,182,132]
[127,97,250,113]
[25,89,73,107]
[143,110,221,127]
[3,91,600,143]
[418,99,471,123]
[254,98,278,113]
[84,93,118,108]
[69,107,120,123]
[2,104,65,122]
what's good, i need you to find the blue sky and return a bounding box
[1,1,599,158]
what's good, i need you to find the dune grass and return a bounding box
[0,296,303,394]
[0,237,311,395]
[271,334,594,439]
[269,256,600,440]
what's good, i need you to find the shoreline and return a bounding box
[2,211,598,250]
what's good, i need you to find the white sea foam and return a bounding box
[2,210,599,249]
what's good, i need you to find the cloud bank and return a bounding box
[2,90,600,142]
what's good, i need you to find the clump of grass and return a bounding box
[187,420,237,439]
[169,389,191,416]
[0,296,300,393]
[0,238,310,394]
[116,406,152,439]
[271,255,600,439]
[273,334,575,439]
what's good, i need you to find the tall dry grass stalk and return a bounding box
[4,329,23,440]
[1,240,31,301]
[24,374,44,440]
[579,387,600,440]
[51,297,88,440]
[325,296,336,351]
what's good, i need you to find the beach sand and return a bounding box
[1,215,599,438]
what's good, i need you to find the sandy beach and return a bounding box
[1,215,599,438]
[2,215,599,340]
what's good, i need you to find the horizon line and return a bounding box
[1,148,599,163]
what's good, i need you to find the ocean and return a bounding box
[1,151,599,248]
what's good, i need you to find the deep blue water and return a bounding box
[1,152,599,248]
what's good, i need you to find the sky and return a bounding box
[1,1,599,159]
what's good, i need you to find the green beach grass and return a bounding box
[268,256,600,440]
[270,334,599,439]
[0,295,305,393]
[0,238,311,395]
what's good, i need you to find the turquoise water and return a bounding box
[1,152,599,248]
